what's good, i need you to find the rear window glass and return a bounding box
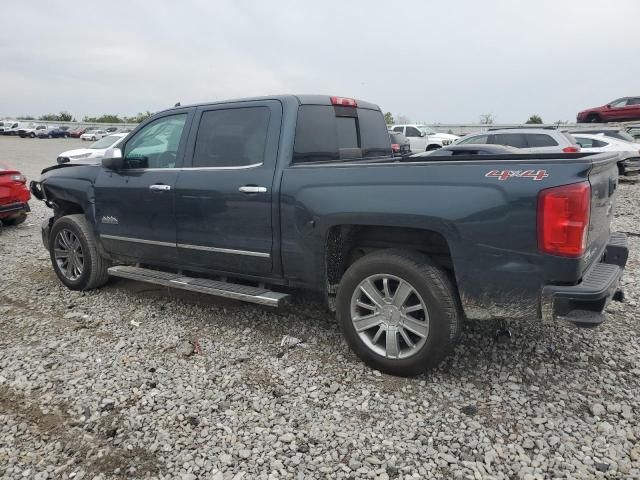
[293,106,391,163]
[525,134,558,147]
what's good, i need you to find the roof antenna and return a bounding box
[174,102,181,107]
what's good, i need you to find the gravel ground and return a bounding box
[1,136,639,480]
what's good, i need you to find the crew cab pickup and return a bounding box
[30,95,628,376]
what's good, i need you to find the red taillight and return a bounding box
[10,174,27,183]
[330,96,357,107]
[562,146,580,153]
[391,143,400,153]
[537,182,590,257]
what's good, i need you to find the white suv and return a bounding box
[391,124,459,152]
[455,128,581,153]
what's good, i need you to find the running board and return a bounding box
[107,265,289,307]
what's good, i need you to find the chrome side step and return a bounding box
[107,265,289,307]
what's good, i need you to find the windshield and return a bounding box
[89,135,123,149]
[417,125,436,135]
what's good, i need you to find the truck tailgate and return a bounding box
[585,153,620,269]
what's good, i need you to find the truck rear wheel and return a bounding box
[49,214,110,291]
[336,249,461,377]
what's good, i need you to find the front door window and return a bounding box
[123,114,187,169]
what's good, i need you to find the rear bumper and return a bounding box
[0,201,30,218]
[541,232,628,326]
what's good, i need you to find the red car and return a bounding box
[68,127,87,138]
[0,163,30,226]
[577,96,640,123]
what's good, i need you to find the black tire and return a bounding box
[587,113,601,123]
[2,213,27,226]
[336,249,462,377]
[426,144,441,151]
[49,214,110,291]
[29,132,35,138]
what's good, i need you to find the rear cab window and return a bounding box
[293,105,392,163]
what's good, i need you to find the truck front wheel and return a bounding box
[336,250,461,377]
[49,214,110,291]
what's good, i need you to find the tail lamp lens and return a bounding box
[537,182,591,257]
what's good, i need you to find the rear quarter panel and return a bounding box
[280,155,616,320]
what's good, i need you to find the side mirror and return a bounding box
[101,148,124,169]
[420,131,427,137]
[606,104,612,108]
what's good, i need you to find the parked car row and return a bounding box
[0,121,132,139]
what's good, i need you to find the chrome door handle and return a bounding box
[239,186,267,193]
[149,184,171,191]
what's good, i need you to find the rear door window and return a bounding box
[459,134,488,145]
[405,126,421,137]
[491,133,528,148]
[193,107,270,168]
[293,105,391,163]
[525,134,558,147]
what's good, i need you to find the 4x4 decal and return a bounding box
[485,169,549,181]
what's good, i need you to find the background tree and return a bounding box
[384,112,394,125]
[525,114,543,124]
[479,113,494,124]
[124,111,153,123]
[82,114,124,123]
[17,115,35,120]
[396,114,411,124]
[38,111,75,122]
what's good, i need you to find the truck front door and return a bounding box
[404,126,426,151]
[95,112,191,264]
[174,100,282,276]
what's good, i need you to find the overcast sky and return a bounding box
[1,0,639,124]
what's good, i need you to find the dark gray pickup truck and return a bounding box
[31,95,628,376]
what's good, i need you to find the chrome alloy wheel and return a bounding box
[350,274,429,359]
[54,229,85,281]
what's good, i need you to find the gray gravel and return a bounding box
[1,136,639,479]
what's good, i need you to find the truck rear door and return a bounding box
[174,100,282,275]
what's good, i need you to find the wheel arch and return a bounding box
[324,224,456,310]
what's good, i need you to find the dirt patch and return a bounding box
[0,386,160,478]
